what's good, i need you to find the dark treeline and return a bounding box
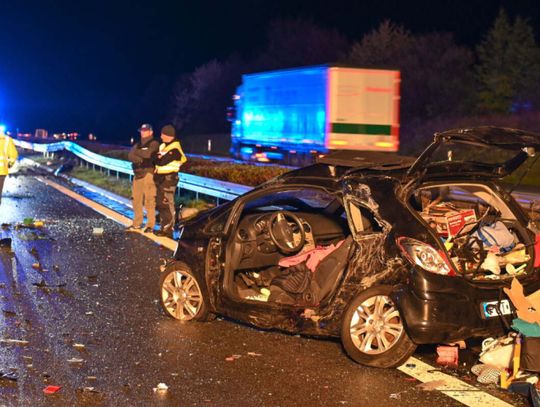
[155,9,540,155]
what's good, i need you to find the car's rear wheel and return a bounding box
[159,264,210,321]
[341,286,416,368]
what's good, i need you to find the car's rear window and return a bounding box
[429,142,518,166]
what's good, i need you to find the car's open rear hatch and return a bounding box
[407,126,540,180]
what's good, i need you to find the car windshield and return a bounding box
[244,189,336,212]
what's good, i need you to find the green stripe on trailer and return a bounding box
[331,123,392,135]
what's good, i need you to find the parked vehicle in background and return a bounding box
[228,65,400,166]
[159,126,540,368]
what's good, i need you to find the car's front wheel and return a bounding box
[159,264,210,321]
[341,286,416,368]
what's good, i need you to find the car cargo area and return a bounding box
[409,183,535,281]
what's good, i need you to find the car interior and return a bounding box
[409,183,534,281]
[226,188,379,305]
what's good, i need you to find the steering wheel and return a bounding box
[268,211,306,254]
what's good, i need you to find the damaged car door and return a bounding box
[339,177,417,368]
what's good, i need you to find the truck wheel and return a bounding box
[341,286,416,368]
[159,264,211,322]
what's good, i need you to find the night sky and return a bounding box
[1,0,538,142]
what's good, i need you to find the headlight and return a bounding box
[397,237,455,276]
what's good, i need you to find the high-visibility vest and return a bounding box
[155,140,187,174]
[0,135,18,176]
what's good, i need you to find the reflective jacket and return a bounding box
[0,135,18,176]
[155,140,187,174]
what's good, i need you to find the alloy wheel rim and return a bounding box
[349,295,404,355]
[161,270,202,320]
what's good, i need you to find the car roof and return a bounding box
[316,150,415,170]
[276,151,415,188]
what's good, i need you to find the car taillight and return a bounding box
[396,237,455,276]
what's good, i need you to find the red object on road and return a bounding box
[436,346,459,367]
[43,385,61,394]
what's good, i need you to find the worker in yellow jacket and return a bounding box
[0,129,18,206]
[154,125,187,238]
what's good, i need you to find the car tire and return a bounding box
[341,285,416,368]
[159,263,212,322]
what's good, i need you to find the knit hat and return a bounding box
[161,125,176,138]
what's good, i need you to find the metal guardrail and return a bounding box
[13,139,252,201]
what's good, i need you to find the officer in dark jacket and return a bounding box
[127,123,160,233]
[154,124,187,238]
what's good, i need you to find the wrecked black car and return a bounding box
[159,126,540,368]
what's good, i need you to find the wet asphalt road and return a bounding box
[0,171,528,407]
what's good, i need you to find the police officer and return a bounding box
[154,125,186,238]
[0,127,18,206]
[127,123,159,233]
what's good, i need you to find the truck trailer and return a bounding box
[229,65,400,165]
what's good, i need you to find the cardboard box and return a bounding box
[446,209,477,236]
[422,208,477,237]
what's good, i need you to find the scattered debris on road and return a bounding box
[416,379,448,391]
[436,346,459,367]
[153,382,168,392]
[43,385,61,394]
[0,371,18,382]
[0,339,29,346]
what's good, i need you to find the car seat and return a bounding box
[313,235,355,301]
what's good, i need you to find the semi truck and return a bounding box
[229,64,400,165]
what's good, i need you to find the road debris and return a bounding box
[225,355,242,362]
[67,357,84,364]
[0,371,18,382]
[436,345,459,367]
[77,386,100,394]
[0,339,29,346]
[416,379,447,391]
[92,227,104,235]
[18,218,45,229]
[471,364,500,384]
[153,382,168,392]
[32,279,66,288]
[73,343,86,350]
[43,385,61,394]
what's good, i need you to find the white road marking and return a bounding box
[37,175,514,407]
[398,357,513,406]
[36,176,177,251]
